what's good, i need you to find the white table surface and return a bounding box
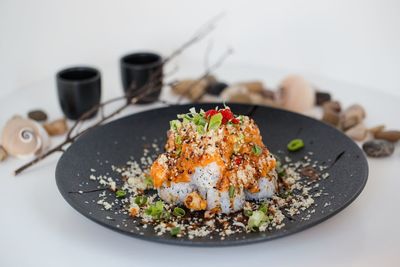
[1,64,399,267]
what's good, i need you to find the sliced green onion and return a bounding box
[115,189,126,198]
[252,144,262,156]
[173,207,186,217]
[134,195,148,206]
[145,200,164,219]
[208,113,223,130]
[247,210,268,231]
[259,202,268,214]
[287,138,304,152]
[229,185,235,198]
[144,176,153,188]
[170,226,181,236]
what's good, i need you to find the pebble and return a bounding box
[206,82,228,96]
[340,104,366,131]
[171,79,208,100]
[345,123,367,141]
[0,145,7,161]
[28,110,48,122]
[374,130,400,142]
[315,91,332,106]
[43,118,68,136]
[362,139,394,158]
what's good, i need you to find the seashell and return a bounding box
[277,75,315,113]
[368,125,385,135]
[220,86,252,104]
[1,116,50,158]
[322,108,340,126]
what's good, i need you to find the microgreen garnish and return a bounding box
[115,189,126,198]
[244,209,253,217]
[259,202,268,214]
[208,113,223,130]
[287,138,304,152]
[175,135,182,145]
[173,207,186,217]
[252,144,262,156]
[169,120,181,132]
[170,226,181,236]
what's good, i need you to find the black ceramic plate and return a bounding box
[56,103,368,246]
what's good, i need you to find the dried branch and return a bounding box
[14,15,225,176]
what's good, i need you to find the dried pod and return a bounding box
[374,130,400,142]
[171,79,208,100]
[277,75,315,113]
[345,123,367,141]
[43,118,68,136]
[368,125,385,135]
[237,81,264,94]
[340,104,366,131]
[0,145,7,161]
[1,116,50,158]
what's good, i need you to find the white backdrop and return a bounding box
[1,0,399,98]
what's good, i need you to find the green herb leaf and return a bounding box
[169,120,181,132]
[115,189,126,198]
[247,210,268,231]
[252,144,262,156]
[287,138,304,152]
[229,185,235,198]
[208,113,223,130]
[173,207,186,217]
[170,226,181,236]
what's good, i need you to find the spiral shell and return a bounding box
[1,116,50,158]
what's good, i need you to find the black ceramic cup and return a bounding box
[56,66,101,120]
[120,52,163,103]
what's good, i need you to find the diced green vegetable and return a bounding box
[115,189,126,198]
[247,210,268,231]
[175,135,182,145]
[252,144,262,156]
[170,226,181,236]
[208,113,223,130]
[229,185,235,198]
[196,125,205,134]
[173,207,186,217]
[287,138,304,152]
